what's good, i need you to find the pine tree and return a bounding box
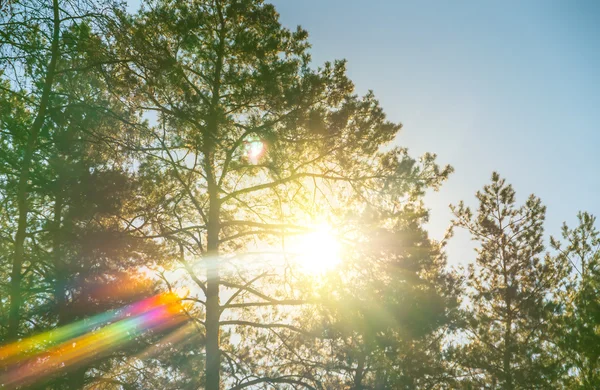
[310,208,461,389]
[1,2,180,386]
[114,0,452,387]
[551,212,600,388]
[450,173,567,389]
[0,0,133,343]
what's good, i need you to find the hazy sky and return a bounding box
[270,0,600,266]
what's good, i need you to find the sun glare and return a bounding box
[244,137,265,164]
[292,224,341,274]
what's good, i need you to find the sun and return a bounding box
[290,224,341,274]
[244,137,265,164]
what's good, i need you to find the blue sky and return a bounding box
[126,0,600,266]
[270,0,600,265]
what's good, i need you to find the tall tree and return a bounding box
[0,77,33,338]
[117,0,452,388]
[1,2,182,387]
[1,0,61,341]
[0,0,130,342]
[449,172,567,389]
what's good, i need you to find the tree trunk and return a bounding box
[8,0,61,341]
[499,216,513,390]
[68,366,86,390]
[53,173,87,388]
[503,315,513,390]
[354,351,367,389]
[205,3,225,387]
[503,271,513,389]
[205,184,221,390]
[52,175,66,325]
[204,2,226,386]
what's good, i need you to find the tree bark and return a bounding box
[68,366,86,390]
[52,173,66,325]
[503,312,513,390]
[354,351,367,389]
[53,172,87,388]
[205,2,225,387]
[205,185,221,390]
[501,242,513,389]
[8,0,61,341]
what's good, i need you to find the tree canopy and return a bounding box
[0,1,597,389]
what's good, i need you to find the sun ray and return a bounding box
[288,223,342,274]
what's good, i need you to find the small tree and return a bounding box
[450,173,567,389]
[551,212,600,388]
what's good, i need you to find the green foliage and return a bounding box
[450,173,568,389]
[113,1,452,388]
[551,212,600,388]
[311,209,461,389]
[1,0,595,389]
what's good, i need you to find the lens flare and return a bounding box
[244,137,265,164]
[0,293,185,388]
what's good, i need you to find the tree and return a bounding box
[449,172,567,389]
[0,0,131,342]
[0,76,33,339]
[551,212,600,388]
[299,208,461,389]
[1,1,182,386]
[116,0,452,388]
[1,0,62,341]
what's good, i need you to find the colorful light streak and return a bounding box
[0,293,185,389]
[135,321,199,360]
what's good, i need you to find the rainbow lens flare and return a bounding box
[0,293,186,389]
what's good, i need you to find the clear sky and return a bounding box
[270,0,600,266]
